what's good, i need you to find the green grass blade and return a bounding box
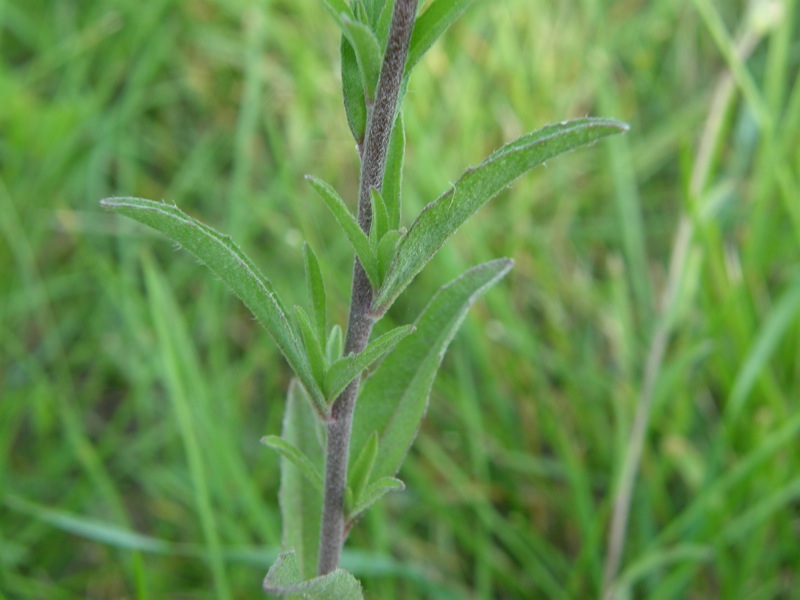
[351,259,513,482]
[373,118,628,311]
[143,259,231,600]
[324,324,415,401]
[277,381,325,580]
[305,175,380,287]
[4,495,173,555]
[725,277,800,422]
[100,197,327,415]
[406,0,476,75]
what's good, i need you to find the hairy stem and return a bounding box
[317,0,418,576]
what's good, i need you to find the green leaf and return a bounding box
[99,197,327,415]
[303,243,328,346]
[326,324,344,364]
[341,37,367,144]
[406,0,476,75]
[316,0,354,27]
[382,111,405,230]
[348,432,379,507]
[293,306,327,390]
[374,0,396,47]
[275,381,325,580]
[372,118,629,312]
[361,0,386,29]
[377,229,405,284]
[305,175,379,287]
[324,324,415,401]
[351,259,513,482]
[368,187,389,248]
[341,16,382,102]
[348,477,405,522]
[263,550,363,599]
[261,435,324,494]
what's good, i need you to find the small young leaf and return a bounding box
[276,381,326,580]
[347,477,405,523]
[368,187,390,248]
[341,16,383,102]
[373,118,629,312]
[303,243,327,346]
[294,306,327,387]
[361,0,386,29]
[348,432,380,506]
[382,111,405,230]
[376,229,405,284]
[326,324,344,364]
[341,37,368,145]
[99,197,327,415]
[316,0,354,27]
[263,550,363,599]
[374,0,396,47]
[305,175,380,287]
[406,0,476,76]
[351,259,513,483]
[261,435,324,494]
[324,324,415,401]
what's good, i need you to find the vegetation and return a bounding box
[2,0,798,598]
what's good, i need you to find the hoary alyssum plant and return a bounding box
[102,0,627,596]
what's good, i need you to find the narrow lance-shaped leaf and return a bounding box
[263,550,363,599]
[348,432,380,507]
[274,381,325,580]
[362,0,386,29]
[382,111,405,230]
[373,118,629,312]
[374,0,397,47]
[260,434,324,494]
[294,306,327,388]
[351,259,513,483]
[341,16,383,102]
[341,36,367,144]
[99,197,327,414]
[303,242,327,345]
[326,324,344,364]
[348,477,405,524]
[369,187,390,247]
[316,0,354,27]
[377,229,405,284]
[305,175,380,287]
[324,324,415,401]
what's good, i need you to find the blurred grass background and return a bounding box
[2,0,799,598]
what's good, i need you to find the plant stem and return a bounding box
[317,0,418,576]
